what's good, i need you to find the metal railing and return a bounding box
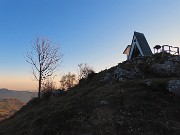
[154,45,179,55]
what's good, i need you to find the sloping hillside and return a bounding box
[0,89,37,103]
[0,98,24,121]
[0,53,180,135]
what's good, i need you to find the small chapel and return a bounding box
[123,32,152,60]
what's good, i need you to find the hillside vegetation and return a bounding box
[0,98,24,121]
[0,53,180,135]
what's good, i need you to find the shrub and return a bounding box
[59,72,77,90]
[42,80,56,93]
[41,90,52,99]
[77,63,95,81]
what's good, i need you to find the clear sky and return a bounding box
[0,0,180,91]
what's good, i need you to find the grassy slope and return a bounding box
[0,78,180,135]
[0,54,180,135]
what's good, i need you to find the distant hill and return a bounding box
[0,89,37,103]
[0,98,24,121]
[0,53,180,135]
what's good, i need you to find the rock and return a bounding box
[152,61,176,77]
[134,66,140,72]
[168,80,180,95]
[144,79,152,86]
[99,100,109,106]
[104,73,112,82]
[114,67,134,81]
[118,77,124,81]
[168,55,180,62]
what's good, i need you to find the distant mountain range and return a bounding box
[0,89,37,103]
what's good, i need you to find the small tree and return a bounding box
[42,79,56,93]
[77,63,94,81]
[26,36,63,98]
[41,79,56,99]
[59,72,77,90]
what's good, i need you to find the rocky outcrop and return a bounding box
[101,54,180,83]
[168,80,180,95]
[152,61,177,77]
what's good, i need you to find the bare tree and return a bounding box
[26,36,63,98]
[77,63,94,81]
[59,72,77,90]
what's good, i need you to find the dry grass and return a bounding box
[0,98,24,121]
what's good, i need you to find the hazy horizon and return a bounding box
[0,0,180,90]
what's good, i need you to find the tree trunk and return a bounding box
[38,71,42,99]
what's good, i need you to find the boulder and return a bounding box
[168,80,180,95]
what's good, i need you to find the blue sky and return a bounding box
[0,0,180,90]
